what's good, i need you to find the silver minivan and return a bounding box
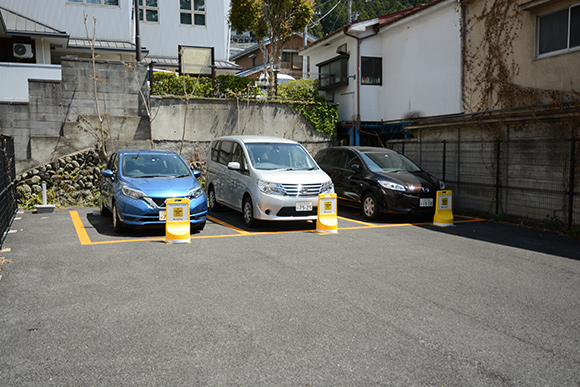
[206,136,334,227]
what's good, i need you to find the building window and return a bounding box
[317,55,348,91]
[361,57,382,85]
[292,53,301,70]
[281,52,291,63]
[537,3,580,57]
[138,0,159,23]
[180,0,206,26]
[68,0,119,5]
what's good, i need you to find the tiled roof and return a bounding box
[68,38,143,52]
[143,56,242,71]
[0,6,68,37]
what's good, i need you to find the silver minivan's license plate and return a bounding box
[296,202,313,212]
[159,210,166,220]
[420,198,433,207]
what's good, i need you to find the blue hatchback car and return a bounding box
[100,149,207,233]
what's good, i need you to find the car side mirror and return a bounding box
[228,161,241,170]
[193,170,201,178]
[351,164,361,173]
[102,169,114,178]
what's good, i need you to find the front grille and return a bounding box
[281,183,323,197]
[152,198,166,207]
[277,207,318,217]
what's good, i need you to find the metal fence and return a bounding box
[1,135,17,247]
[388,138,580,228]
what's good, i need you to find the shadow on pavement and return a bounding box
[417,219,579,261]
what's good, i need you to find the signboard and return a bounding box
[179,45,214,77]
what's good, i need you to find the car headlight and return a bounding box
[439,180,446,190]
[320,181,334,194]
[121,185,147,200]
[379,180,406,192]
[257,180,285,196]
[187,186,204,199]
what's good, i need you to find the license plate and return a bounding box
[159,210,166,220]
[296,202,312,212]
[420,198,433,207]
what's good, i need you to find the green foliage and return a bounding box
[230,0,314,40]
[151,72,213,97]
[214,75,261,98]
[310,0,429,38]
[279,79,338,136]
[230,0,314,97]
[278,78,319,101]
[151,73,262,99]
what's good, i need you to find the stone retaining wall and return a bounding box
[15,148,208,209]
[15,149,103,208]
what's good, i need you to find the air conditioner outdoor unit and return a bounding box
[13,43,33,58]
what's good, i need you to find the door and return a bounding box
[226,142,251,210]
[337,150,365,204]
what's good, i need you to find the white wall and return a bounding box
[303,0,462,124]
[304,34,358,121]
[139,0,230,60]
[377,0,463,121]
[0,0,230,60]
[0,63,61,102]
[0,0,132,41]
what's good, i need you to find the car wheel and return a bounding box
[191,221,206,232]
[112,203,125,233]
[242,196,258,228]
[99,194,111,216]
[362,192,380,220]
[207,186,221,212]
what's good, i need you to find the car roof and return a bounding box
[328,146,399,154]
[212,136,300,144]
[116,149,179,156]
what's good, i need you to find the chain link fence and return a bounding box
[1,135,17,247]
[388,138,579,229]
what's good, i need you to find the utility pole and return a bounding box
[348,0,352,23]
[135,0,141,61]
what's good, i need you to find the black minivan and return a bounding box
[314,146,445,220]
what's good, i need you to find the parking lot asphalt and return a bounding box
[1,207,579,386]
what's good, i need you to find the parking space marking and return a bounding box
[71,210,92,245]
[206,215,250,235]
[70,210,485,246]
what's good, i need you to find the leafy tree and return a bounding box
[310,0,431,38]
[229,0,315,97]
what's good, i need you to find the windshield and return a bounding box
[121,153,192,178]
[245,143,318,171]
[360,151,422,173]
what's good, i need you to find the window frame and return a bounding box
[317,54,349,91]
[536,2,580,58]
[138,0,159,23]
[67,0,119,6]
[180,0,206,27]
[361,56,382,86]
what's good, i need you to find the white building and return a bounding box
[0,0,236,101]
[299,0,463,144]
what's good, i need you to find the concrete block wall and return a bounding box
[150,97,332,161]
[0,58,148,173]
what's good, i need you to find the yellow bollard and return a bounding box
[165,198,191,244]
[316,193,338,233]
[433,190,453,227]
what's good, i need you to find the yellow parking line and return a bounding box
[70,210,92,245]
[70,210,485,246]
[206,215,250,235]
[338,215,374,226]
